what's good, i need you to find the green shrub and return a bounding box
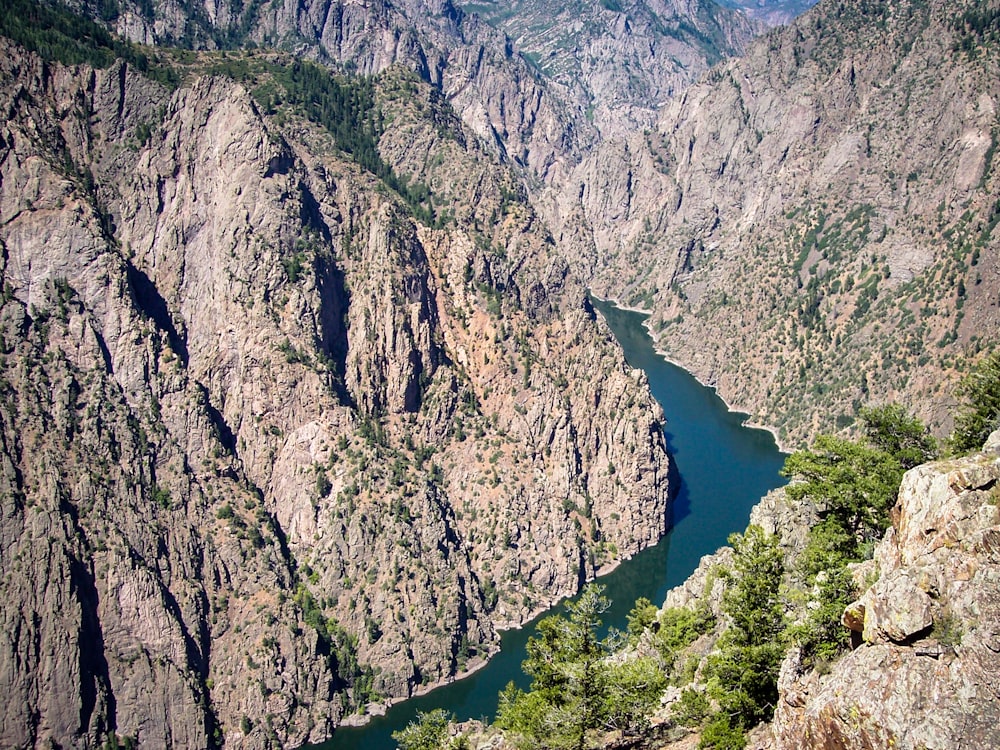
[393,709,451,750]
[698,712,746,750]
[672,687,710,727]
[950,351,1000,453]
[626,597,658,640]
[655,605,712,667]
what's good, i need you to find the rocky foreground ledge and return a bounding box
[767,433,1000,749]
[419,433,1000,750]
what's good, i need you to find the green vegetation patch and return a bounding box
[496,584,667,748]
[254,60,437,224]
[0,0,179,87]
[950,351,1000,454]
[953,4,1000,55]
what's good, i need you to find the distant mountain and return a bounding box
[66,0,783,172]
[459,0,760,136]
[719,0,820,27]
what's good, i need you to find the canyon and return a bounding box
[1,0,998,746]
[561,0,1000,447]
[0,38,670,747]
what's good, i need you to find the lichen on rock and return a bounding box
[770,433,1000,750]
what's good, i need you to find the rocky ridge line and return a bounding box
[455,0,759,138]
[767,433,1000,749]
[615,433,1000,749]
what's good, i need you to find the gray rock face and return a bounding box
[727,0,819,27]
[769,443,1000,749]
[856,571,933,644]
[454,0,759,138]
[98,0,772,229]
[108,0,591,184]
[0,43,671,749]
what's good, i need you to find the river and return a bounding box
[311,299,787,750]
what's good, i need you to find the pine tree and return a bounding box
[950,351,1000,454]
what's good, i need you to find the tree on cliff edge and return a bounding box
[950,351,1000,454]
[496,584,665,749]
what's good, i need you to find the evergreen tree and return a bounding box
[702,525,785,747]
[626,597,658,641]
[950,351,1000,454]
[858,403,937,469]
[496,584,664,749]
[781,434,902,539]
[780,404,934,667]
[392,709,451,750]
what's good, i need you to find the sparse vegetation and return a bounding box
[265,60,437,224]
[3,0,995,746]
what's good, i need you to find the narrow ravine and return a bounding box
[312,299,787,749]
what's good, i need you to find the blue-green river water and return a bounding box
[313,299,787,749]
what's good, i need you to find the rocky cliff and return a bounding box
[586,434,1000,750]
[85,0,776,197]
[444,430,1000,749]
[0,38,671,749]
[767,434,1000,749]
[94,0,1000,454]
[455,0,758,138]
[566,0,1000,447]
[725,0,820,28]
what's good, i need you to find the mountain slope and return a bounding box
[76,0,592,184]
[75,0,779,183]
[0,37,671,748]
[458,0,759,136]
[720,0,819,27]
[568,0,1000,447]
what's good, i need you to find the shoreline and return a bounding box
[343,543,647,729]
[590,292,792,455]
[329,292,786,745]
[345,651,498,728]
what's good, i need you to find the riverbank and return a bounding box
[344,506,661,728]
[589,293,792,455]
[345,649,499,728]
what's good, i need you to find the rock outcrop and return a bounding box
[768,434,1000,749]
[599,435,1000,750]
[0,41,671,749]
[79,0,999,455]
[728,0,820,27]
